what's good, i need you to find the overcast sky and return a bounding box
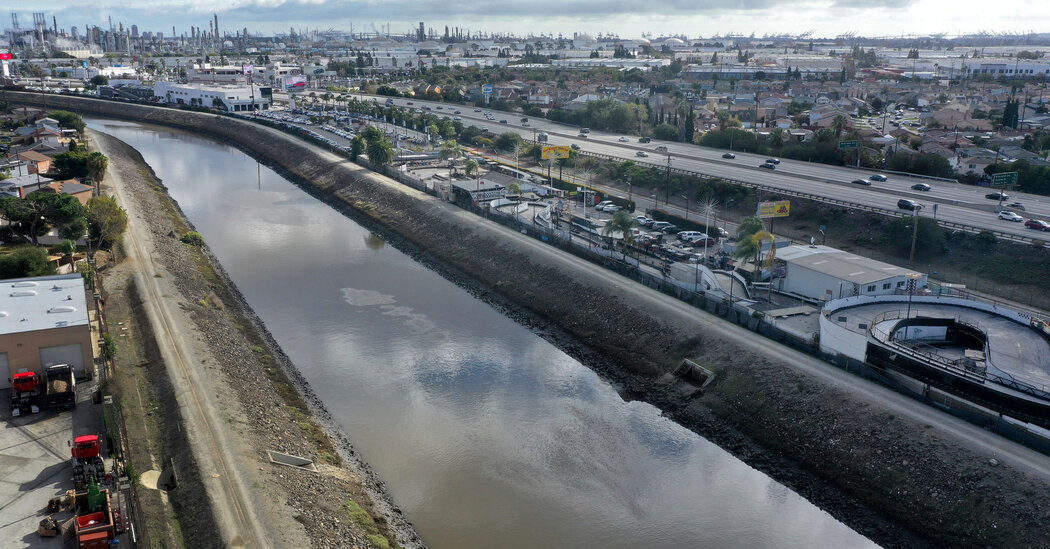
[10,0,1048,40]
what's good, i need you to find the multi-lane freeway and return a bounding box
[339,92,1049,242]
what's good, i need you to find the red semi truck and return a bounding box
[9,372,41,417]
[72,434,106,489]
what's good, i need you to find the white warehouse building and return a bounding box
[154,82,271,112]
[774,245,927,303]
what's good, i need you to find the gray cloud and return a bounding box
[829,0,910,8]
[33,0,801,35]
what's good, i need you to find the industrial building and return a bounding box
[775,244,926,303]
[154,81,271,112]
[0,274,94,389]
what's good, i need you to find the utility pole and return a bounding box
[665,154,672,205]
[908,205,923,270]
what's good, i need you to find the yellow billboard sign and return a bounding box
[757,200,791,219]
[541,146,571,159]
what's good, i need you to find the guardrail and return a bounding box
[869,310,1050,401]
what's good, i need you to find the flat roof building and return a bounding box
[0,274,94,388]
[775,244,926,303]
[154,81,271,112]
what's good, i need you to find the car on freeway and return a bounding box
[1025,219,1050,231]
[998,211,1024,222]
[570,144,581,150]
[474,108,482,112]
[406,101,414,105]
[911,183,932,191]
[851,179,872,186]
[765,158,780,165]
[436,106,443,109]
[759,163,776,170]
[722,152,736,159]
[639,137,652,143]
[499,119,508,124]
[870,174,888,181]
[481,126,489,132]
[986,192,1009,200]
[636,151,649,157]
[655,145,669,153]
[898,199,921,211]
[578,132,588,138]
[521,117,529,123]
[454,110,462,114]
[618,137,630,142]
[1007,202,1026,211]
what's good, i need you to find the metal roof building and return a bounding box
[0,274,94,388]
[775,245,926,303]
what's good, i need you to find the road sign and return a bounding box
[482,84,493,96]
[838,140,857,149]
[992,171,1018,187]
[757,200,791,219]
[542,146,571,159]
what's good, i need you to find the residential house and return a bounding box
[0,173,55,198]
[15,151,53,175]
[45,179,95,205]
[958,155,999,175]
[918,142,959,166]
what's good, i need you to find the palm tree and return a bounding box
[717,109,732,131]
[733,234,761,269]
[464,158,479,179]
[602,210,638,260]
[831,114,848,137]
[736,216,764,240]
[366,138,394,166]
[58,240,77,272]
[86,152,108,188]
[769,127,786,151]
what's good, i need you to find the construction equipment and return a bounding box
[44,364,76,411]
[10,371,41,417]
[71,479,115,548]
[71,435,105,489]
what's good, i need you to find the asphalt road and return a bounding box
[343,93,1050,241]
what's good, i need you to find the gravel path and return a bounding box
[91,128,423,549]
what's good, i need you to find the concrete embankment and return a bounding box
[19,93,1050,548]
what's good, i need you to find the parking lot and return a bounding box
[0,378,120,548]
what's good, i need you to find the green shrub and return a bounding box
[180,231,204,246]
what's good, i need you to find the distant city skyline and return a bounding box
[7,0,1049,41]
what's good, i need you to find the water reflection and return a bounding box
[89,119,879,549]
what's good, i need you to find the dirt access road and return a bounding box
[92,132,282,548]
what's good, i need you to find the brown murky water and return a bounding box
[90,119,878,549]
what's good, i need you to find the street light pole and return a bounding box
[905,272,922,335]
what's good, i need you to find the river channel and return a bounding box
[89,119,877,549]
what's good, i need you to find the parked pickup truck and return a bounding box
[44,363,76,411]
